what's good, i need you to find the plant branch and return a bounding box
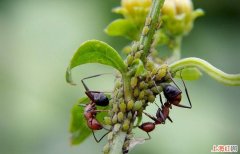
[109,132,127,154]
[139,0,165,62]
[170,57,240,86]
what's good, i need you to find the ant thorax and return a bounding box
[84,103,96,119]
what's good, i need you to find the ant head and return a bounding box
[93,93,109,106]
[85,92,109,106]
[163,84,182,104]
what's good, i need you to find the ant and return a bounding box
[79,74,111,143]
[139,71,192,139]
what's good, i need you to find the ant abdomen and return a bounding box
[87,118,103,130]
[138,122,155,132]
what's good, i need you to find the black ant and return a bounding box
[79,74,111,142]
[139,71,192,139]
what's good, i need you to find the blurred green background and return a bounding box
[0,0,240,154]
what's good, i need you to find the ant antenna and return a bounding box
[152,78,164,107]
[180,70,192,108]
[167,71,181,91]
[81,73,113,91]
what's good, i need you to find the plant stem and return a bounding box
[108,74,131,154]
[108,1,165,153]
[139,0,165,62]
[170,57,240,86]
[109,132,127,154]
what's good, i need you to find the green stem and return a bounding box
[109,132,127,154]
[108,74,131,154]
[170,57,240,86]
[139,0,165,62]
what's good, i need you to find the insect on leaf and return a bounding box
[66,40,127,85]
[69,96,110,145]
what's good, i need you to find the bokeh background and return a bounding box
[0,0,240,154]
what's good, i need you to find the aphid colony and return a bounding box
[78,67,192,143]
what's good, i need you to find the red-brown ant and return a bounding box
[79,74,111,142]
[160,71,192,109]
[138,100,172,140]
[139,71,191,139]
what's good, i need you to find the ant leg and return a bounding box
[145,132,151,140]
[167,116,173,123]
[81,73,112,91]
[173,104,191,109]
[153,80,164,107]
[180,71,192,109]
[143,112,161,124]
[159,94,164,107]
[94,109,109,112]
[92,130,110,143]
[78,104,87,107]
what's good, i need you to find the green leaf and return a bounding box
[174,67,202,80]
[105,19,139,40]
[66,40,126,85]
[69,96,110,145]
[70,97,91,145]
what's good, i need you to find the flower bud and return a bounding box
[121,0,152,26]
[161,0,203,36]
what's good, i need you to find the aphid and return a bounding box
[142,26,150,36]
[79,74,111,142]
[145,17,152,26]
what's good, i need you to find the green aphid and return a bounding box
[117,112,124,122]
[127,100,134,110]
[130,77,138,88]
